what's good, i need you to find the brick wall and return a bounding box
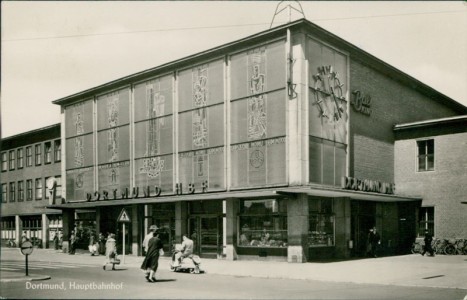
[395,132,467,238]
[349,59,461,181]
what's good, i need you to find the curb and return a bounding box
[1,274,51,283]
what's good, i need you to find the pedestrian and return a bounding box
[140,229,163,282]
[69,231,76,255]
[98,232,106,255]
[53,232,59,250]
[89,234,99,256]
[367,227,381,258]
[21,231,29,244]
[142,225,158,255]
[103,233,118,270]
[421,229,435,257]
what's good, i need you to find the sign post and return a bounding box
[20,241,34,276]
[117,208,131,264]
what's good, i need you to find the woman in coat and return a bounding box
[103,233,117,270]
[140,230,163,282]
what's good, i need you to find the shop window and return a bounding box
[26,180,33,201]
[1,218,16,240]
[26,146,33,167]
[1,152,7,171]
[18,181,24,202]
[418,207,434,236]
[1,183,7,203]
[417,139,434,171]
[9,150,15,170]
[35,178,43,200]
[17,148,24,169]
[9,182,15,202]
[35,144,42,165]
[45,142,52,164]
[309,197,335,247]
[54,140,61,162]
[238,199,288,248]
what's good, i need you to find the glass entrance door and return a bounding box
[189,216,221,258]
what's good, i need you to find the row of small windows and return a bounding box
[1,140,61,172]
[1,177,61,203]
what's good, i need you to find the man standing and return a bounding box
[367,227,381,258]
[421,229,435,256]
[143,225,158,255]
[174,234,194,267]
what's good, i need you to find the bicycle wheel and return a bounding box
[444,245,455,255]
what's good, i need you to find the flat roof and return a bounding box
[394,115,467,131]
[1,123,60,141]
[51,19,466,114]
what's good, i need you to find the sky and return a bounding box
[1,1,466,138]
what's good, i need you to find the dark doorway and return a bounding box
[351,201,376,257]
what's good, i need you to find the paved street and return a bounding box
[1,248,466,299]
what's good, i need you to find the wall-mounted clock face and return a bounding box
[312,65,346,122]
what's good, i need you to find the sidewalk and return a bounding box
[1,247,466,289]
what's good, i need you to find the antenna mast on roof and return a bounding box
[270,1,306,28]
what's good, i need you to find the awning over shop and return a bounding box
[46,188,282,210]
[276,186,422,202]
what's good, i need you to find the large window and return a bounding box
[417,139,434,172]
[307,38,348,187]
[1,152,7,171]
[309,198,335,247]
[1,183,7,203]
[44,142,52,164]
[26,146,33,167]
[9,150,15,170]
[26,179,33,201]
[54,140,61,162]
[17,148,24,169]
[55,176,62,200]
[9,182,15,202]
[35,178,43,200]
[238,199,288,248]
[18,181,24,202]
[419,207,434,236]
[35,144,42,165]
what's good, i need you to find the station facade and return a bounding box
[1,124,63,248]
[49,19,466,262]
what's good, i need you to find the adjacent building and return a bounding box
[1,124,63,248]
[41,19,467,262]
[394,115,467,239]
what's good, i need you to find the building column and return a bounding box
[95,207,101,237]
[287,194,309,263]
[175,202,188,245]
[42,214,49,249]
[131,204,140,256]
[225,198,239,261]
[61,209,75,253]
[15,215,22,247]
[334,197,352,258]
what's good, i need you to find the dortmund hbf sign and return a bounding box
[117,208,131,223]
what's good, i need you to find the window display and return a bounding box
[238,199,287,248]
[308,197,335,247]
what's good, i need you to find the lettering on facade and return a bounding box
[351,90,372,116]
[312,65,346,121]
[341,176,395,195]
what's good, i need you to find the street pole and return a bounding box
[25,254,29,276]
[122,223,126,264]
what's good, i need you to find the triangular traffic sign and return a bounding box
[117,208,131,223]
